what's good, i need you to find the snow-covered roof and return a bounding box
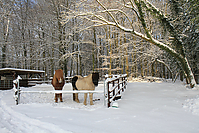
[0,68,45,75]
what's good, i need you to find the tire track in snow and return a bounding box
[0,91,71,133]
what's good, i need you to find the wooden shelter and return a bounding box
[0,68,45,90]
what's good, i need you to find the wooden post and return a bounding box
[122,77,124,92]
[107,81,110,107]
[124,76,126,90]
[16,78,20,105]
[112,81,115,101]
[118,79,120,94]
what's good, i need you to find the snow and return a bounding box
[0,80,199,133]
[0,68,45,73]
[183,95,199,116]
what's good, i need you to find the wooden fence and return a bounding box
[14,74,127,107]
[105,74,127,107]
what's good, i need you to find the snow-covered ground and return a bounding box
[0,80,199,133]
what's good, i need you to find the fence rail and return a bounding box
[105,74,127,107]
[20,90,104,94]
[15,89,104,105]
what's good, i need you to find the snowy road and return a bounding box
[0,81,199,133]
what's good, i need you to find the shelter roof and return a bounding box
[0,68,45,75]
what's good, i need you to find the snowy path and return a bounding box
[0,81,199,133]
[0,90,71,133]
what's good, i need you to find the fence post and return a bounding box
[122,77,124,92]
[107,81,110,107]
[16,78,20,105]
[113,81,115,101]
[118,79,120,94]
[124,76,127,90]
[104,80,106,106]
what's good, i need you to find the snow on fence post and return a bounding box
[106,74,127,108]
[13,75,21,105]
[17,78,20,105]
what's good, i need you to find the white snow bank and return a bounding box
[0,80,199,133]
[0,100,70,133]
[0,89,71,133]
[183,95,199,116]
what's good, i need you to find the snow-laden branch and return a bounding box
[60,51,79,61]
[143,0,184,50]
[66,6,183,62]
[60,0,196,88]
[96,0,119,26]
[140,0,196,87]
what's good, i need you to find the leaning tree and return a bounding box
[61,0,197,88]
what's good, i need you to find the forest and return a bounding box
[0,0,198,87]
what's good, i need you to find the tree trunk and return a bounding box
[2,16,10,68]
[124,36,129,76]
[133,0,196,87]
